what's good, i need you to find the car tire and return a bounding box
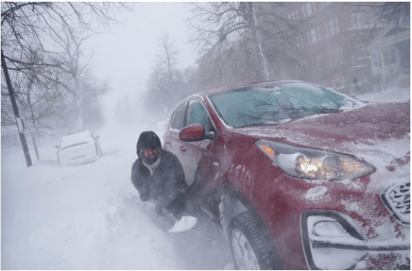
[229,211,279,270]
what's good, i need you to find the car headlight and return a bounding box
[256,139,373,181]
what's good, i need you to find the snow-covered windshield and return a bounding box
[60,130,94,148]
[209,82,354,128]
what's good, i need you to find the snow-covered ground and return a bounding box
[2,123,233,269]
[1,86,409,269]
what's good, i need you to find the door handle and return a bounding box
[180,146,187,152]
[165,140,171,145]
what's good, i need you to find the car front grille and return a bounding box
[381,181,410,225]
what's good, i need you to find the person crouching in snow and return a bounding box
[131,131,197,232]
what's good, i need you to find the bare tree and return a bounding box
[1,2,132,166]
[145,33,184,118]
[50,31,101,132]
[2,2,131,77]
[158,34,180,89]
[188,2,300,87]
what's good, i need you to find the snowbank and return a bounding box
[2,124,232,269]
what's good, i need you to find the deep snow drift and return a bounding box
[1,86,409,269]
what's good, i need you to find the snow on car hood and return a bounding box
[236,102,410,173]
[61,130,94,148]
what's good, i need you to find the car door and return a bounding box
[163,102,190,183]
[182,99,217,185]
[185,99,222,217]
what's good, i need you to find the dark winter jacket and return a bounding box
[131,131,188,214]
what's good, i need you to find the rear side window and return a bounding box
[171,103,187,130]
[187,100,212,133]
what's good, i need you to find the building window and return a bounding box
[329,17,340,36]
[288,10,299,21]
[351,12,375,29]
[372,52,381,69]
[310,28,317,43]
[302,3,315,18]
[301,5,307,19]
[353,12,364,28]
[306,3,313,16]
[383,47,396,65]
[318,2,325,11]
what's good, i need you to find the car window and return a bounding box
[209,82,349,128]
[171,103,187,130]
[187,100,212,133]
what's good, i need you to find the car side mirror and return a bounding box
[179,123,206,142]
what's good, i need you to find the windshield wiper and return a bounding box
[317,108,342,114]
[237,119,292,128]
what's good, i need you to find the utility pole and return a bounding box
[1,50,33,167]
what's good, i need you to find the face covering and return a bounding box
[141,147,161,165]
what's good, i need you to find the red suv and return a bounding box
[163,81,410,269]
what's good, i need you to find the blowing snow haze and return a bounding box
[1,2,410,270]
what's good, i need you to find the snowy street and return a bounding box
[2,86,410,269]
[1,125,233,269]
[2,2,410,269]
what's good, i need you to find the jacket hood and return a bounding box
[136,131,162,159]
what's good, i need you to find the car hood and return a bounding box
[234,102,410,172]
[231,102,410,244]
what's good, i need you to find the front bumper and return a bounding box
[301,210,410,270]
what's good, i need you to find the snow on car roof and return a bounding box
[61,130,94,148]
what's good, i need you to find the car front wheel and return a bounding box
[229,211,278,270]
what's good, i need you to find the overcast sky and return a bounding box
[84,2,197,97]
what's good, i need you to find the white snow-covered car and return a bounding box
[56,130,102,166]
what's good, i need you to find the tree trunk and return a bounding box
[250,2,270,81]
[26,94,40,160]
[74,75,84,131]
[29,127,40,160]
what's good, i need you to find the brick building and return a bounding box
[195,2,406,95]
[285,2,388,94]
